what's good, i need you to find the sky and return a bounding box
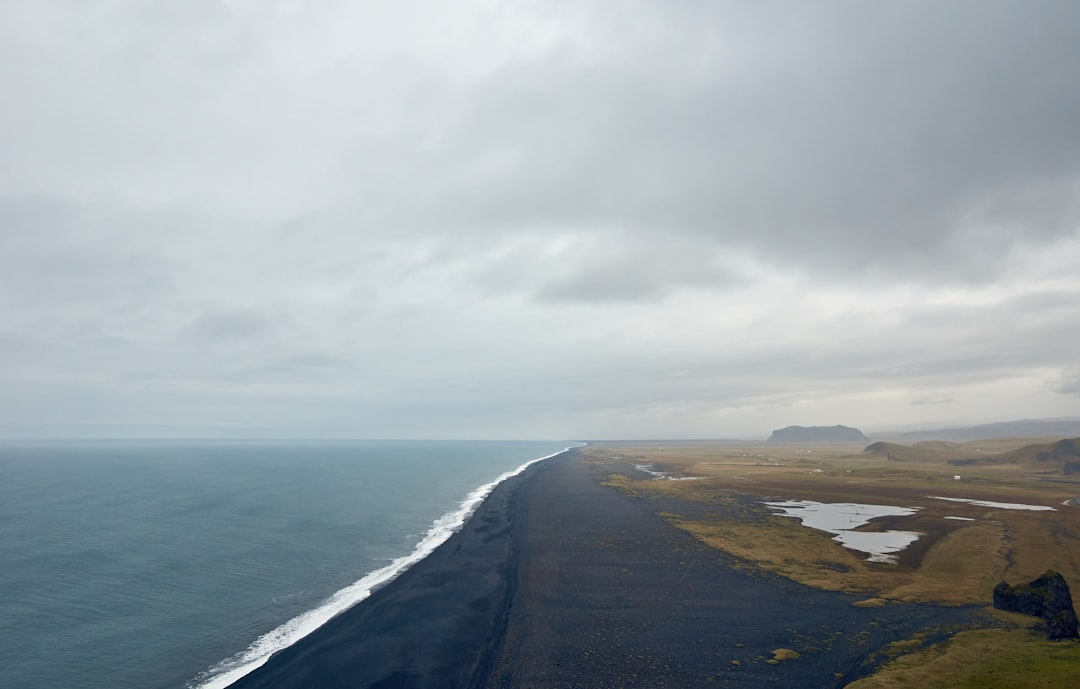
[2,0,1079,440]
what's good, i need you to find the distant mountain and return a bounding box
[874,417,1080,443]
[766,425,868,443]
[862,436,1080,476]
[947,438,1080,475]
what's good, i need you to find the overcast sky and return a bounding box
[2,1,1079,440]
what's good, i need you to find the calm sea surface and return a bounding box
[0,439,571,689]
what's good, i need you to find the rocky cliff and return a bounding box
[993,570,1080,640]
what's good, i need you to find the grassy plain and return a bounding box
[583,438,1080,687]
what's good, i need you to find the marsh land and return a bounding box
[585,437,1080,687]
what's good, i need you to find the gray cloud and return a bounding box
[911,394,955,406]
[1,1,1079,439]
[182,305,280,344]
[1057,375,1080,395]
[362,1,1080,279]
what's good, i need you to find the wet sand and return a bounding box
[229,449,977,689]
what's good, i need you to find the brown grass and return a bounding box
[584,441,1080,603]
[584,440,1080,688]
[668,514,898,593]
[883,522,1008,604]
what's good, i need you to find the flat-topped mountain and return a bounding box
[766,425,868,443]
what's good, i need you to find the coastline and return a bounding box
[228,448,978,689]
[224,448,562,688]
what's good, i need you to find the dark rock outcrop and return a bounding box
[1036,439,1080,464]
[861,441,920,461]
[993,570,1080,640]
[767,425,868,443]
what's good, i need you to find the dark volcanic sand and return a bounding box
[229,450,978,689]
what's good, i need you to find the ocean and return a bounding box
[0,439,572,689]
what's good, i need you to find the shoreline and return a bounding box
[229,448,979,688]
[207,446,573,688]
[225,448,563,688]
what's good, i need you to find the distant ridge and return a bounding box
[947,438,1080,475]
[862,440,969,462]
[861,436,1080,475]
[766,425,868,443]
[873,417,1080,443]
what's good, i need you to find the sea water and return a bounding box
[0,439,571,689]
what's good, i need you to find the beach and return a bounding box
[229,448,977,689]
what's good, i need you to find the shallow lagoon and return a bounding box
[928,496,1055,511]
[635,464,705,481]
[764,500,922,564]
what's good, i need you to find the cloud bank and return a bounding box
[2,1,1079,438]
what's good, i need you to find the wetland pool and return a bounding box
[764,499,922,564]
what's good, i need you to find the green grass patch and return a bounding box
[847,628,1080,689]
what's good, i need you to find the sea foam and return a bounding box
[193,446,575,689]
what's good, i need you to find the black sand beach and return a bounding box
[229,449,978,689]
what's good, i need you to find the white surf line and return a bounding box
[193,445,580,689]
[927,496,1055,511]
